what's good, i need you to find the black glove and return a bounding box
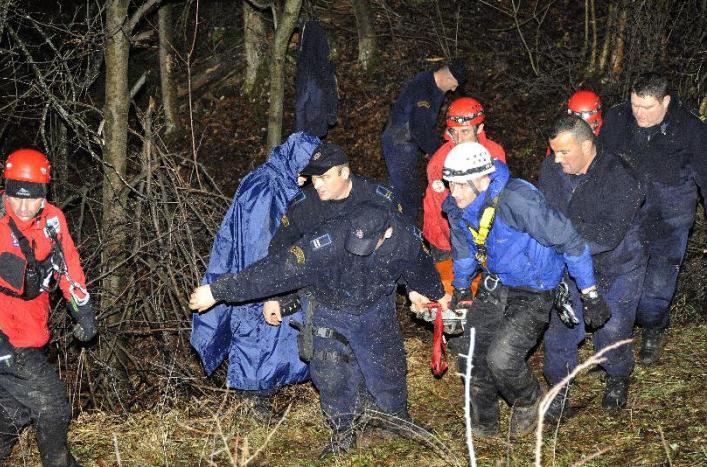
[0,331,15,371]
[68,300,98,342]
[451,287,472,310]
[582,291,611,329]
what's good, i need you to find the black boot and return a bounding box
[509,397,542,437]
[639,328,665,365]
[544,387,572,423]
[469,385,499,437]
[602,376,629,411]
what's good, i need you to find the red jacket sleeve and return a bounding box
[422,142,453,251]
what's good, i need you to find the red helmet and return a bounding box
[567,90,603,134]
[446,97,485,128]
[3,149,51,184]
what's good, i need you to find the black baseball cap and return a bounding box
[345,201,391,256]
[301,142,349,176]
[448,59,468,86]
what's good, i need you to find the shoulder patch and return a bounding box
[375,185,394,203]
[289,245,306,264]
[417,100,431,109]
[310,233,332,251]
[291,191,306,205]
[280,214,290,228]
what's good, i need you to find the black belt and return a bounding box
[313,349,351,364]
[482,273,555,297]
[313,326,349,347]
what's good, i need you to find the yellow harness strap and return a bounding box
[466,195,500,265]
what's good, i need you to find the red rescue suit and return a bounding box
[0,194,87,347]
[423,131,506,252]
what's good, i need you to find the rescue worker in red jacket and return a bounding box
[0,149,96,467]
[422,97,506,294]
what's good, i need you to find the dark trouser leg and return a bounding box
[0,385,31,460]
[382,134,421,221]
[594,265,645,378]
[487,289,552,407]
[636,228,690,331]
[0,348,72,467]
[543,278,584,386]
[352,297,408,419]
[310,330,365,432]
[457,289,504,428]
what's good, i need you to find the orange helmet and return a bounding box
[567,90,603,134]
[4,149,51,184]
[446,97,485,128]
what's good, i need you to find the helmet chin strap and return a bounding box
[467,180,481,196]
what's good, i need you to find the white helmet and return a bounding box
[442,142,495,182]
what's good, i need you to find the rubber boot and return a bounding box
[602,376,629,411]
[510,397,542,437]
[469,385,499,437]
[639,328,665,365]
[544,386,572,423]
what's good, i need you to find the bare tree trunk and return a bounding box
[102,0,131,392]
[610,4,628,80]
[158,3,180,137]
[351,0,377,72]
[242,1,268,96]
[581,0,589,62]
[588,0,597,74]
[598,3,616,75]
[266,0,302,151]
[102,0,130,308]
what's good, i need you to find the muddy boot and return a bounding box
[510,397,542,437]
[469,385,499,437]
[639,328,665,365]
[602,376,629,411]
[544,387,573,423]
[319,429,356,459]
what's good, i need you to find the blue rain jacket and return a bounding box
[190,132,319,389]
[445,161,595,291]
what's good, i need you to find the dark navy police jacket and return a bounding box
[294,21,338,138]
[599,95,707,236]
[539,145,646,281]
[211,213,445,313]
[268,175,401,255]
[384,71,445,155]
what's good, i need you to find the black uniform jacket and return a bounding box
[599,95,707,189]
[539,146,646,280]
[211,213,444,314]
[268,174,401,255]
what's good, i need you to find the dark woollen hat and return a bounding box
[345,201,391,256]
[4,180,46,198]
[448,59,468,86]
[301,142,349,176]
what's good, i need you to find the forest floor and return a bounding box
[10,321,707,466]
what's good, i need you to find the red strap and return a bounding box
[431,307,449,377]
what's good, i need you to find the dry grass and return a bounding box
[8,323,706,466]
